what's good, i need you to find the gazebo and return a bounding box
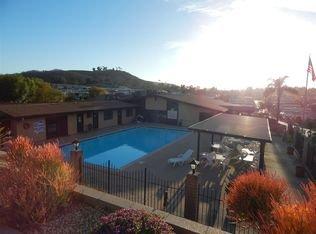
[188,113,272,170]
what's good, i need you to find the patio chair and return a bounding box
[242,148,255,155]
[168,149,194,167]
[200,152,216,168]
[222,145,233,157]
[220,157,230,170]
[237,144,255,157]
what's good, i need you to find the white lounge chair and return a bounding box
[168,149,194,167]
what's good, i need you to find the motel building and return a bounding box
[144,94,255,126]
[0,100,136,142]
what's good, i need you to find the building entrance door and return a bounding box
[93,112,98,129]
[77,113,84,133]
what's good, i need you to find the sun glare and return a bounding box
[156,0,316,89]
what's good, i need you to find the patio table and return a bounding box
[214,153,225,161]
[211,143,221,152]
[243,155,254,162]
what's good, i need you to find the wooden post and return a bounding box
[197,132,200,160]
[70,150,83,184]
[184,172,199,221]
[259,142,265,171]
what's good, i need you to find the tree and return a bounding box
[89,86,108,98]
[263,76,299,121]
[0,75,64,103]
[31,81,64,103]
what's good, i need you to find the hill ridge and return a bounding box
[20,69,178,90]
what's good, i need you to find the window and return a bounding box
[126,108,133,117]
[47,123,57,134]
[167,100,178,111]
[104,110,113,120]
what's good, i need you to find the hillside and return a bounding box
[21,69,179,90]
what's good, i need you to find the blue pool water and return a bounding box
[62,127,189,168]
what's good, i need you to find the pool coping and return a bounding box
[61,124,192,168]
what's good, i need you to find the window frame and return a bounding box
[126,108,133,117]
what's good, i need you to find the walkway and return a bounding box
[264,135,309,199]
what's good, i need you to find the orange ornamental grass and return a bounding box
[0,136,77,230]
[263,182,316,234]
[304,181,316,207]
[226,171,288,228]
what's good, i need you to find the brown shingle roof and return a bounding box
[0,101,137,118]
[158,94,228,112]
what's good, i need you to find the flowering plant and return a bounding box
[100,208,174,233]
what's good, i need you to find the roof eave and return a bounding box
[156,94,228,112]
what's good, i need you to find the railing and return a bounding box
[82,161,185,218]
[305,140,316,178]
[198,186,257,234]
[294,131,305,157]
[81,161,257,234]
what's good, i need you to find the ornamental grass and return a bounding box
[226,171,288,228]
[0,136,77,230]
[261,182,316,234]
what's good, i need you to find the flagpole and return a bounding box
[303,59,309,121]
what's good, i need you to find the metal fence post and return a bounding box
[107,160,110,193]
[143,168,147,205]
[163,190,168,210]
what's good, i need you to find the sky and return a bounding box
[1,0,316,89]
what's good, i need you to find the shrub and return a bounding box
[0,136,76,229]
[304,181,316,206]
[100,208,174,233]
[262,182,316,234]
[265,202,316,234]
[226,171,287,227]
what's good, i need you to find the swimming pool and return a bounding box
[62,127,189,168]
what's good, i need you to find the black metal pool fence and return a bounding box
[81,161,257,234]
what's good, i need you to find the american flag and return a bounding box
[307,57,316,81]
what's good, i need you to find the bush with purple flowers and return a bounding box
[100,208,174,233]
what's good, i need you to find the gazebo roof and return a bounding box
[189,113,272,142]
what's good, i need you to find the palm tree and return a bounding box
[263,76,299,121]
